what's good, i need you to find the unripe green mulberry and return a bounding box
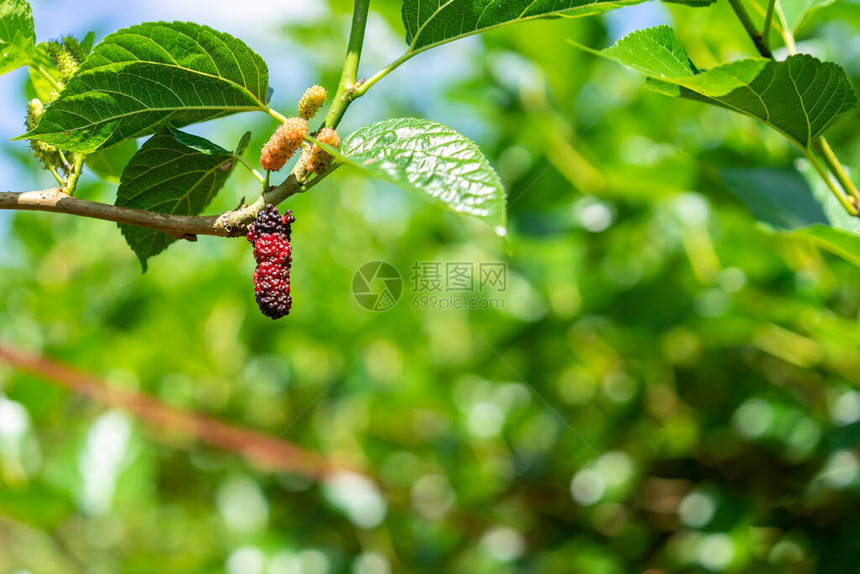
[26,99,61,169]
[260,117,308,171]
[46,40,79,83]
[306,128,340,174]
[298,85,327,120]
[62,36,87,64]
[26,99,44,130]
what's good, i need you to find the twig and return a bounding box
[726,0,773,58]
[0,188,224,238]
[762,0,776,52]
[323,0,371,128]
[0,343,355,479]
[0,164,336,238]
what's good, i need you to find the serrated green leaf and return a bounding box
[21,21,269,152]
[0,0,35,75]
[401,0,643,55]
[339,118,506,235]
[575,26,857,149]
[598,25,695,77]
[116,127,238,271]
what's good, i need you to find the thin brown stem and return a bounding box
[0,343,358,479]
[0,165,337,239]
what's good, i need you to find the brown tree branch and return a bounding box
[0,343,356,480]
[0,162,339,239]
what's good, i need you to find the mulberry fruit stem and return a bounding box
[64,154,84,196]
[47,166,64,186]
[32,63,64,94]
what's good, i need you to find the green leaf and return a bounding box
[781,0,834,30]
[21,21,269,152]
[0,0,35,75]
[792,225,860,267]
[661,0,716,6]
[115,127,239,271]
[339,118,507,235]
[86,139,138,183]
[401,0,642,54]
[750,0,834,32]
[722,167,828,230]
[574,26,857,149]
[722,166,860,268]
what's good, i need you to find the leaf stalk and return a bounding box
[726,0,773,58]
[727,0,858,216]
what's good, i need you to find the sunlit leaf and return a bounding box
[339,118,507,235]
[0,0,34,75]
[574,25,857,149]
[21,21,269,152]
[401,0,644,54]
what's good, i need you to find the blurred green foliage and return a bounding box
[1,1,860,573]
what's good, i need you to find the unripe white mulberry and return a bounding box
[298,85,327,120]
[26,98,61,169]
[306,128,340,175]
[26,99,44,130]
[45,40,79,83]
[260,117,308,171]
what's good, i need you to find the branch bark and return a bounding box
[0,188,224,237]
[0,162,338,239]
[0,344,357,480]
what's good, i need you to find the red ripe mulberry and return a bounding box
[260,117,308,172]
[247,204,295,319]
